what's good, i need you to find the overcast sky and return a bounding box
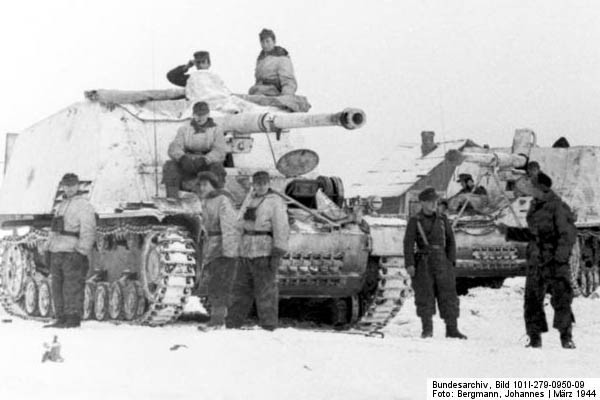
[1,0,599,178]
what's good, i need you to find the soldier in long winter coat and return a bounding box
[195,171,240,329]
[248,29,298,97]
[163,101,228,198]
[45,173,96,328]
[226,171,289,330]
[403,187,467,339]
[498,172,577,349]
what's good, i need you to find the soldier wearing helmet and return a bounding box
[403,187,466,339]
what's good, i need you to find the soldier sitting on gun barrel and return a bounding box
[162,101,228,199]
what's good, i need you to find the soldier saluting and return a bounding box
[403,187,467,339]
[497,172,577,349]
[45,173,96,328]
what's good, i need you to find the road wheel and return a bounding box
[122,281,139,321]
[83,282,96,320]
[38,279,53,318]
[94,283,110,321]
[108,281,125,320]
[23,277,39,316]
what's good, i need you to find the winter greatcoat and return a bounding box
[248,46,297,96]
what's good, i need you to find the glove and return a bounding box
[193,156,208,170]
[180,155,196,173]
[406,265,415,277]
[271,247,287,258]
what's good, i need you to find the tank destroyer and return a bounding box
[445,130,600,296]
[0,94,411,332]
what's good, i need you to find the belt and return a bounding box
[59,230,79,238]
[243,230,273,237]
[206,231,222,237]
[258,79,280,86]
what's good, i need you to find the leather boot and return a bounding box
[421,317,433,338]
[208,306,227,328]
[445,319,467,339]
[43,317,66,328]
[526,333,542,348]
[62,314,81,328]
[560,328,576,349]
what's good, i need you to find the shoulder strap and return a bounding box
[416,220,430,246]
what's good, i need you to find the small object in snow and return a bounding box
[2,319,13,323]
[42,335,64,363]
[170,344,188,351]
[470,309,480,316]
[303,365,312,371]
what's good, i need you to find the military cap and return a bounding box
[259,28,276,41]
[527,161,540,170]
[533,172,552,191]
[252,170,270,184]
[196,171,220,188]
[457,173,473,182]
[192,101,210,116]
[418,187,438,202]
[193,51,211,64]
[60,173,79,186]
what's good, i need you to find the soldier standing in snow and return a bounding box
[162,101,228,198]
[498,172,577,349]
[45,173,96,328]
[226,171,289,330]
[403,187,467,339]
[248,29,298,96]
[166,51,212,87]
[195,171,240,330]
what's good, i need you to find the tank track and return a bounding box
[351,256,412,337]
[0,225,196,327]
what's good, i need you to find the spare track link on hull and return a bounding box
[353,256,412,337]
[0,225,197,327]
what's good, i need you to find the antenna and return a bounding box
[437,85,449,197]
[151,30,159,197]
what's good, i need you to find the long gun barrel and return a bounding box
[213,108,366,134]
[445,148,527,169]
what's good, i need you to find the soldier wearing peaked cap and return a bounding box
[167,50,212,87]
[226,171,290,331]
[403,187,467,339]
[162,101,228,199]
[44,173,96,329]
[497,172,577,349]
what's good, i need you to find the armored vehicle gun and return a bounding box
[0,94,411,332]
[444,130,600,296]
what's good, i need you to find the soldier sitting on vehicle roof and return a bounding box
[248,29,298,97]
[166,51,212,87]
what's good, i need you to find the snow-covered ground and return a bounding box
[0,278,598,400]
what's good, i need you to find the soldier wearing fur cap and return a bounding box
[227,170,289,330]
[497,171,577,349]
[45,173,96,328]
[248,29,298,96]
[195,171,240,330]
[403,187,466,339]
